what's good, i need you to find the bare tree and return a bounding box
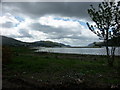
[86,1,120,67]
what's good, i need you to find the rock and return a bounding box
[111,84,118,88]
[75,78,83,84]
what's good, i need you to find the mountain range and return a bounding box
[0,35,71,47]
[1,35,119,47]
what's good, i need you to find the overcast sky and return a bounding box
[0,1,103,46]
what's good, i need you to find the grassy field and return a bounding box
[2,46,120,89]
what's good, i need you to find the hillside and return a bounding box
[1,35,70,47]
[1,36,27,46]
[29,41,70,47]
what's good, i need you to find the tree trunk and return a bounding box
[105,28,115,67]
[106,44,111,66]
[105,33,111,66]
[106,39,116,67]
[109,47,116,67]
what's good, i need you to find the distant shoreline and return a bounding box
[70,46,102,48]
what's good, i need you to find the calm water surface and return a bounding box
[34,47,120,56]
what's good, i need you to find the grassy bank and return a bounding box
[2,46,120,89]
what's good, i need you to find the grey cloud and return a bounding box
[18,29,33,38]
[2,2,100,21]
[48,32,98,40]
[2,22,14,28]
[29,22,98,44]
[29,23,98,43]
[29,23,50,31]
[29,22,81,34]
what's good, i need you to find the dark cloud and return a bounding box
[2,2,100,21]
